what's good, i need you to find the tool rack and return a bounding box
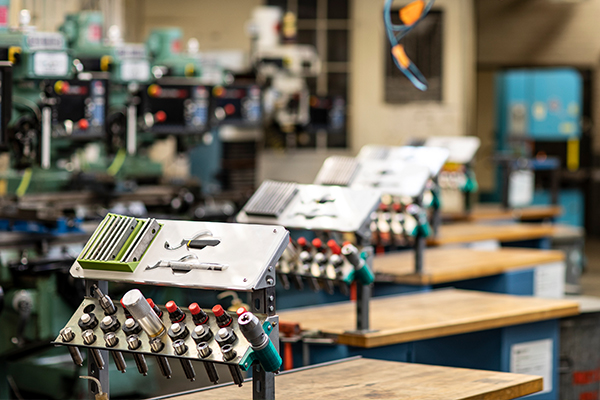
[423,136,481,214]
[313,151,436,274]
[236,181,381,332]
[53,214,289,400]
[357,144,449,236]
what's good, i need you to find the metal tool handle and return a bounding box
[188,238,221,249]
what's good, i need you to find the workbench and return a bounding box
[428,222,557,248]
[443,204,562,223]
[374,247,566,297]
[279,289,579,400]
[160,358,543,400]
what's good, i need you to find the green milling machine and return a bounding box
[59,10,166,184]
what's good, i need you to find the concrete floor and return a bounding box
[582,238,600,297]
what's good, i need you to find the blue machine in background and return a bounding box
[494,68,584,227]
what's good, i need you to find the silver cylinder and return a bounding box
[67,346,83,367]
[127,334,141,350]
[197,342,212,358]
[156,356,172,379]
[180,359,196,382]
[122,289,165,338]
[238,312,268,350]
[104,332,119,348]
[149,337,165,353]
[133,353,148,376]
[60,327,75,342]
[173,339,188,355]
[228,364,244,387]
[111,350,127,373]
[221,344,237,361]
[203,361,219,384]
[82,329,96,345]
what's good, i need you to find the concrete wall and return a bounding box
[10,0,81,31]
[123,0,261,51]
[350,0,476,153]
[478,0,600,67]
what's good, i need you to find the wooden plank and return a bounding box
[169,358,543,400]
[279,289,579,348]
[374,247,565,285]
[443,204,562,222]
[429,223,557,246]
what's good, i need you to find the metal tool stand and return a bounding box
[354,242,373,333]
[54,216,289,400]
[237,182,382,335]
[251,287,277,399]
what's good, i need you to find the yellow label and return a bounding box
[567,138,579,171]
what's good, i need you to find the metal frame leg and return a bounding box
[415,235,425,274]
[85,280,109,400]
[251,287,276,400]
[356,283,371,332]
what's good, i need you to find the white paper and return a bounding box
[508,170,534,208]
[467,240,500,250]
[33,52,69,76]
[120,60,150,82]
[534,262,566,299]
[510,339,553,394]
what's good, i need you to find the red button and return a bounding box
[224,103,236,115]
[312,238,322,248]
[166,300,178,313]
[297,237,307,247]
[189,303,201,315]
[78,119,89,130]
[155,110,167,123]
[236,307,247,316]
[327,239,341,255]
[120,298,126,308]
[147,298,155,308]
[212,304,225,317]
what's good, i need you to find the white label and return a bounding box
[510,339,553,394]
[467,240,500,250]
[508,169,534,208]
[120,60,150,82]
[33,52,69,76]
[534,262,566,299]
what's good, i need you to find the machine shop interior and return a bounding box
[1,0,600,399]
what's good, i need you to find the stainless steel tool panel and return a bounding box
[243,181,298,218]
[424,136,481,164]
[70,220,289,291]
[53,298,266,369]
[350,159,431,198]
[358,145,450,177]
[313,156,359,186]
[237,184,380,233]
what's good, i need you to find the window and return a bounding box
[385,10,443,103]
[267,0,349,147]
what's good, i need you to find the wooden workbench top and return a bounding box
[428,222,557,246]
[374,247,565,285]
[443,204,562,222]
[279,289,579,348]
[167,358,543,400]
